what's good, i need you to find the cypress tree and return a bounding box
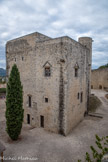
[5,64,24,140]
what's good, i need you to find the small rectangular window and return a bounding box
[45,67,51,77]
[75,68,78,77]
[77,93,79,99]
[28,96,31,107]
[15,58,16,62]
[27,114,30,124]
[22,57,24,61]
[91,85,93,89]
[40,115,44,127]
[80,92,83,103]
[45,98,48,103]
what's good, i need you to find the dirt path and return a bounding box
[0,90,108,162]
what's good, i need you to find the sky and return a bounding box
[0,0,108,69]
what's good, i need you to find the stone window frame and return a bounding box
[45,66,51,77]
[43,61,52,77]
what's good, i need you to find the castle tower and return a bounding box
[6,32,93,135]
[78,37,93,63]
[78,37,93,113]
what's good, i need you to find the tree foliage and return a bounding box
[5,64,24,140]
[98,63,108,69]
[78,135,108,162]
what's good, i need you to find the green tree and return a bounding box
[98,63,108,69]
[78,135,108,162]
[5,64,24,140]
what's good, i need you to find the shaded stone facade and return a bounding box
[91,68,108,90]
[6,32,92,135]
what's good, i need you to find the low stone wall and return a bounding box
[91,68,108,90]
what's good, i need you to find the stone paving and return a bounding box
[0,90,108,162]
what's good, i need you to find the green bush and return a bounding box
[78,135,108,162]
[98,63,108,69]
[5,64,24,140]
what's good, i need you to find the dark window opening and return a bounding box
[45,98,48,103]
[27,114,30,124]
[75,68,78,77]
[80,92,83,103]
[45,67,51,77]
[22,57,24,61]
[15,58,16,62]
[28,96,31,107]
[77,93,79,99]
[99,85,102,89]
[91,85,93,89]
[40,115,44,127]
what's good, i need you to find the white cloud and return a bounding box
[0,32,10,38]
[0,59,5,63]
[0,0,108,69]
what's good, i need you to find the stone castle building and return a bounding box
[91,68,108,90]
[6,32,92,135]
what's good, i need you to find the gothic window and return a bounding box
[43,61,52,77]
[45,67,51,77]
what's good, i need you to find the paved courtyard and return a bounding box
[0,90,108,162]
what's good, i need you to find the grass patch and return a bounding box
[88,95,102,112]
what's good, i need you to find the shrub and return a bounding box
[78,135,108,162]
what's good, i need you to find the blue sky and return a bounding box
[0,0,108,69]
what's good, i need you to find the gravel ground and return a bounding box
[0,90,108,162]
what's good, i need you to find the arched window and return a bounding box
[43,61,52,77]
[45,66,51,77]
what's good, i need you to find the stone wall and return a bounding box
[0,84,6,88]
[63,37,92,135]
[91,68,108,90]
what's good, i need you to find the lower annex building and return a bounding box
[91,68,108,91]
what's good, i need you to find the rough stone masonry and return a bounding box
[6,32,92,135]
